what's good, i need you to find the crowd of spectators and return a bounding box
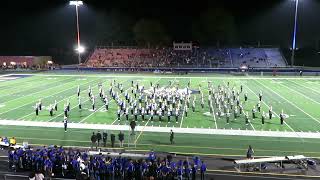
[0,136,16,148]
[86,47,230,68]
[86,47,286,68]
[8,146,207,180]
[230,48,269,68]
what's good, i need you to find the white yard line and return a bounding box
[16,78,100,120]
[254,79,320,125]
[46,79,105,122]
[0,80,86,116]
[79,105,105,123]
[288,79,320,95]
[0,77,74,104]
[134,117,152,144]
[0,78,56,98]
[278,81,320,106]
[1,119,320,139]
[111,113,123,125]
[179,77,190,128]
[78,78,131,123]
[134,77,163,141]
[244,83,296,133]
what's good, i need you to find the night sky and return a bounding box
[0,0,319,63]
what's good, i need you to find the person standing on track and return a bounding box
[111,134,115,148]
[118,131,124,147]
[246,145,254,159]
[96,131,102,147]
[102,131,108,147]
[130,120,136,135]
[90,132,97,150]
[170,129,174,144]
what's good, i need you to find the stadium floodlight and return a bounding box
[70,1,83,68]
[75,45,85,54]
[290,0,299,67]
[69,1,83,6]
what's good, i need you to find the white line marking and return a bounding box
[255,79,320,125]
[1,119,320,139]
[243,83,295,132]
[0,79,82,116]
[288,79,320,95]
[278,81,320,106]
[0,77,74,104]
[17,78,99,120]
[46,79,104,122]
[134,117,152,144]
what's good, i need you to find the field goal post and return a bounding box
[127,126,136,148]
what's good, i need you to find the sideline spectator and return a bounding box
[118,131,124,147]
[200,161,207,180]
[102,131,108,147]
[90,132,97,150]
[111,134,115,148]
[247,145,254,159]
[96,131,102,147]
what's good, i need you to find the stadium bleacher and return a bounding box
[86,47,287,68]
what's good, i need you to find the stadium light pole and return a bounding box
[70,1,84,68]
[291,0,299,67]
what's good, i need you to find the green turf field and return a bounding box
[1,73,320,157]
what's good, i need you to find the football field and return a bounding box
[1,73,320,157]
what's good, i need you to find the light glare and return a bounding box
[69,1,83,6]
[76,46,85,53]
